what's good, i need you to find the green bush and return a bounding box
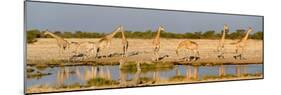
[26,29,41,43]
[86,77,118,86]
[26,29,263,40]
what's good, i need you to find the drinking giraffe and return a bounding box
[95,25,123,58]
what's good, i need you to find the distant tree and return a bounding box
[26,29,41,43]
[63,32,73,38]
[192,32,203,39]
[54,31,62,37]
[202,30,216,39]
[184,32,194,39]
[26,29,263,40]
[250,31,263,40]
[228,29,246,39]
[74,31,83,38]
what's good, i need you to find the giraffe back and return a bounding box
[178,40,198,50]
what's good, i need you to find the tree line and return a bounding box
[27,29,263,43]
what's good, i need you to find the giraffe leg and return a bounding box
[153,46,160,61]
[215,46,220,52]
[90,47,96,58]
[217,49,222,59]
[185,49,190,61]
[122,45,127,57]
[122,42,129,57]
[195,50,200,61]
[190,50,196,61]
[217,47,221,59]
[126,42,129,57]
[122,46,125,57]
[221,47,225,59]
[235,48,242,60]
[155,47,159,61]
[106,42,111,58]
[73,45,79,55]
[233,47,239,60]
[156,47,160,61]
[95,48,100,59]
[241,47,246,60]
[64,46,71,62]
[59,47,63,58]
[218,47,225,59]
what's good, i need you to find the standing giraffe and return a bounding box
[120,26,129,57]
[43,30,70,55]
[95,25,123,58]
[152,26,165,61]
[231,27,253,59]
[216,24,229,59]
[176,40,200,61]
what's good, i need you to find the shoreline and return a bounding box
[26,76,263,94]
[26,59,263,67]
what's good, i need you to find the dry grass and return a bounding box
[27,38,263,65]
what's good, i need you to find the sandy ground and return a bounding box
[27,38,263,64]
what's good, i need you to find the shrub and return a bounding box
[26,29,41,43]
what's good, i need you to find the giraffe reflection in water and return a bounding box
[119,62,142,87]
[184,65,199,80]
[51,64,258,88]
[56,66,112,87]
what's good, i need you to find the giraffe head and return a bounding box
[43,29,50,35]
[223,24,229,33]
[114,25,124,33]
[158,25,165,32]
[119,25,124,33]
[248,27,253,33]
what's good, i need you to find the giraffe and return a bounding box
[152,26,165,61]
[231,27,253,59]
[95,25,123,58]
[175,40,200,61]
[216,24,229,59]
[120,26,129,57]
[70,41,97,60]
[43,30,70,55]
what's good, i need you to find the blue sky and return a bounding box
[26,2,263,33]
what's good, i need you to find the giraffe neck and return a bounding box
[46,32,63,41]
[220,29,226,43]
[121,30,126,40]
[155,27,161,39]
[241,29,251,42]
[105,27,121,40]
